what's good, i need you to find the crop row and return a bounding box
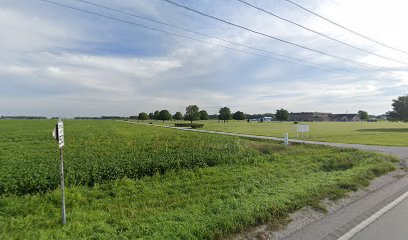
[0,120,256,195]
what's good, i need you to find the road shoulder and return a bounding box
[227,169,407,240]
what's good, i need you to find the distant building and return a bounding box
[290,112,331,122]
[329,114,360,122]
[262,117,273,122]
[248,116,273,122]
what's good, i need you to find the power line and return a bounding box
[37,0,345,74]
[160,0,401,72]
[235,0,408,66]
[73,0,355,74]
[283,0,408,56]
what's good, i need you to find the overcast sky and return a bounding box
[1,0,408,117]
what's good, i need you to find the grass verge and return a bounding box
[0,133,396,239]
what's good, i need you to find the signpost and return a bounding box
[284,133,289,145]
[53,119,66,225]
[296,124,310,138]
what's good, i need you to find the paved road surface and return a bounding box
[281,175,408,240]
[351,196,408,240]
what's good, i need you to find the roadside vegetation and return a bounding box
[0,120,396,239]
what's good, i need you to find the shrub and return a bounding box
[191,124,204,129]
[174,123,204,129]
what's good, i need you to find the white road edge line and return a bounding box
[337,190,408,240]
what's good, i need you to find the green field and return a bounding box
[147,120,408,146]
[0,120,397,239]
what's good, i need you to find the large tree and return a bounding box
[158,110,172,122]
[173,112,183,120]
[138,112,148,121]
[153,110,160,120]
[185,105,200,123]
[388,94,408,122]
[275,109,289,121]
[233,111,245,121]
[148,113,154,120]
[219,107,232,123]
[199,110,209,120]
[358,110,369,121]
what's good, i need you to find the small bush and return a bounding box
[246,142,286,154]
[174,123,204,129]
[191,124,204,129]
[321,156,355,171]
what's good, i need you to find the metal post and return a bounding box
[59,146,66,225]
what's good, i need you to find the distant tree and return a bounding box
[185,105,200,123]
[173,112,183,120]
[233,111,245,121]
[208,114,218,120]
[153,110,160,120]
[219,107,232,123]
[158,110,172,122]
[138,112,148,121]
[0,116,47,119]
[148,113,154,120]
[247,113,263,119]
[129,115,138,120]
[275,109,289,121]
[358,110,369,121]
[388,94,408,122]
[199,110,209,120]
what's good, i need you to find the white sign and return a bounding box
[53,121,64,148]
[297,124,310,133]
[296,124,309,138]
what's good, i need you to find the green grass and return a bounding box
[0,120,253,195]
[146,120,408,146]
[0,120,397,239]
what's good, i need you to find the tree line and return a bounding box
[131,105,293,123]
[0,116,47,119]
[131,105,225,122]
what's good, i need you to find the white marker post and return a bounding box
[53,119,66,225]
[284,133,289,145]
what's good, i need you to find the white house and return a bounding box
[262,117,272,122]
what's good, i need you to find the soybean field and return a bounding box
[0,120,397,239]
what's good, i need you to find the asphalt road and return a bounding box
[351,196,408,240]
